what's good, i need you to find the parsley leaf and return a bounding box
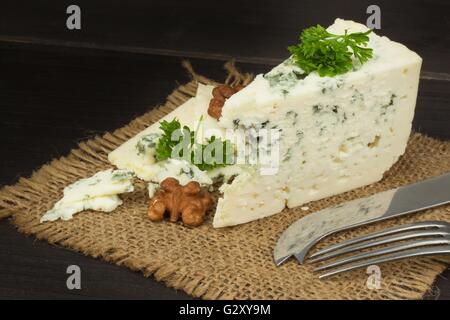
[155,119,182,161]
[288,25,373,77]
[155,119,234,171]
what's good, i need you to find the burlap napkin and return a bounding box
[1,62,449,299]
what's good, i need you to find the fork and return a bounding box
[307,220,450,279]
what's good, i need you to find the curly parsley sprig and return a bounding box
[288,25,373,77]
[155,118,234,171]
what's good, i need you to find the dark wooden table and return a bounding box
[0,0,449,299]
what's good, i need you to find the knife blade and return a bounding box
[274,172,450,266]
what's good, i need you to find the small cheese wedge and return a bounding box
[108,84,227,183]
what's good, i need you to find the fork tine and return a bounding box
[308,221,446,260]
[314,236,450,271]
[317,244,450,279]
[309,229,450,263]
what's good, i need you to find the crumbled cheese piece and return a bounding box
[41,169,134,222]
[155,159,212,186]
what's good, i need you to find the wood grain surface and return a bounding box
[0,0,448,299]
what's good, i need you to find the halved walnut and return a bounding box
[147,177,212,227]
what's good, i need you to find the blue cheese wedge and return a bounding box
[214,19,422,227]
[108,19,422,228]
[41,169,134,222]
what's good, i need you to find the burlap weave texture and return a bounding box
[0,62,449,299]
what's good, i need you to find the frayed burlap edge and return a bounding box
[0,61,448,300]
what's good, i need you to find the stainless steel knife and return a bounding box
[274,173,450,266]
